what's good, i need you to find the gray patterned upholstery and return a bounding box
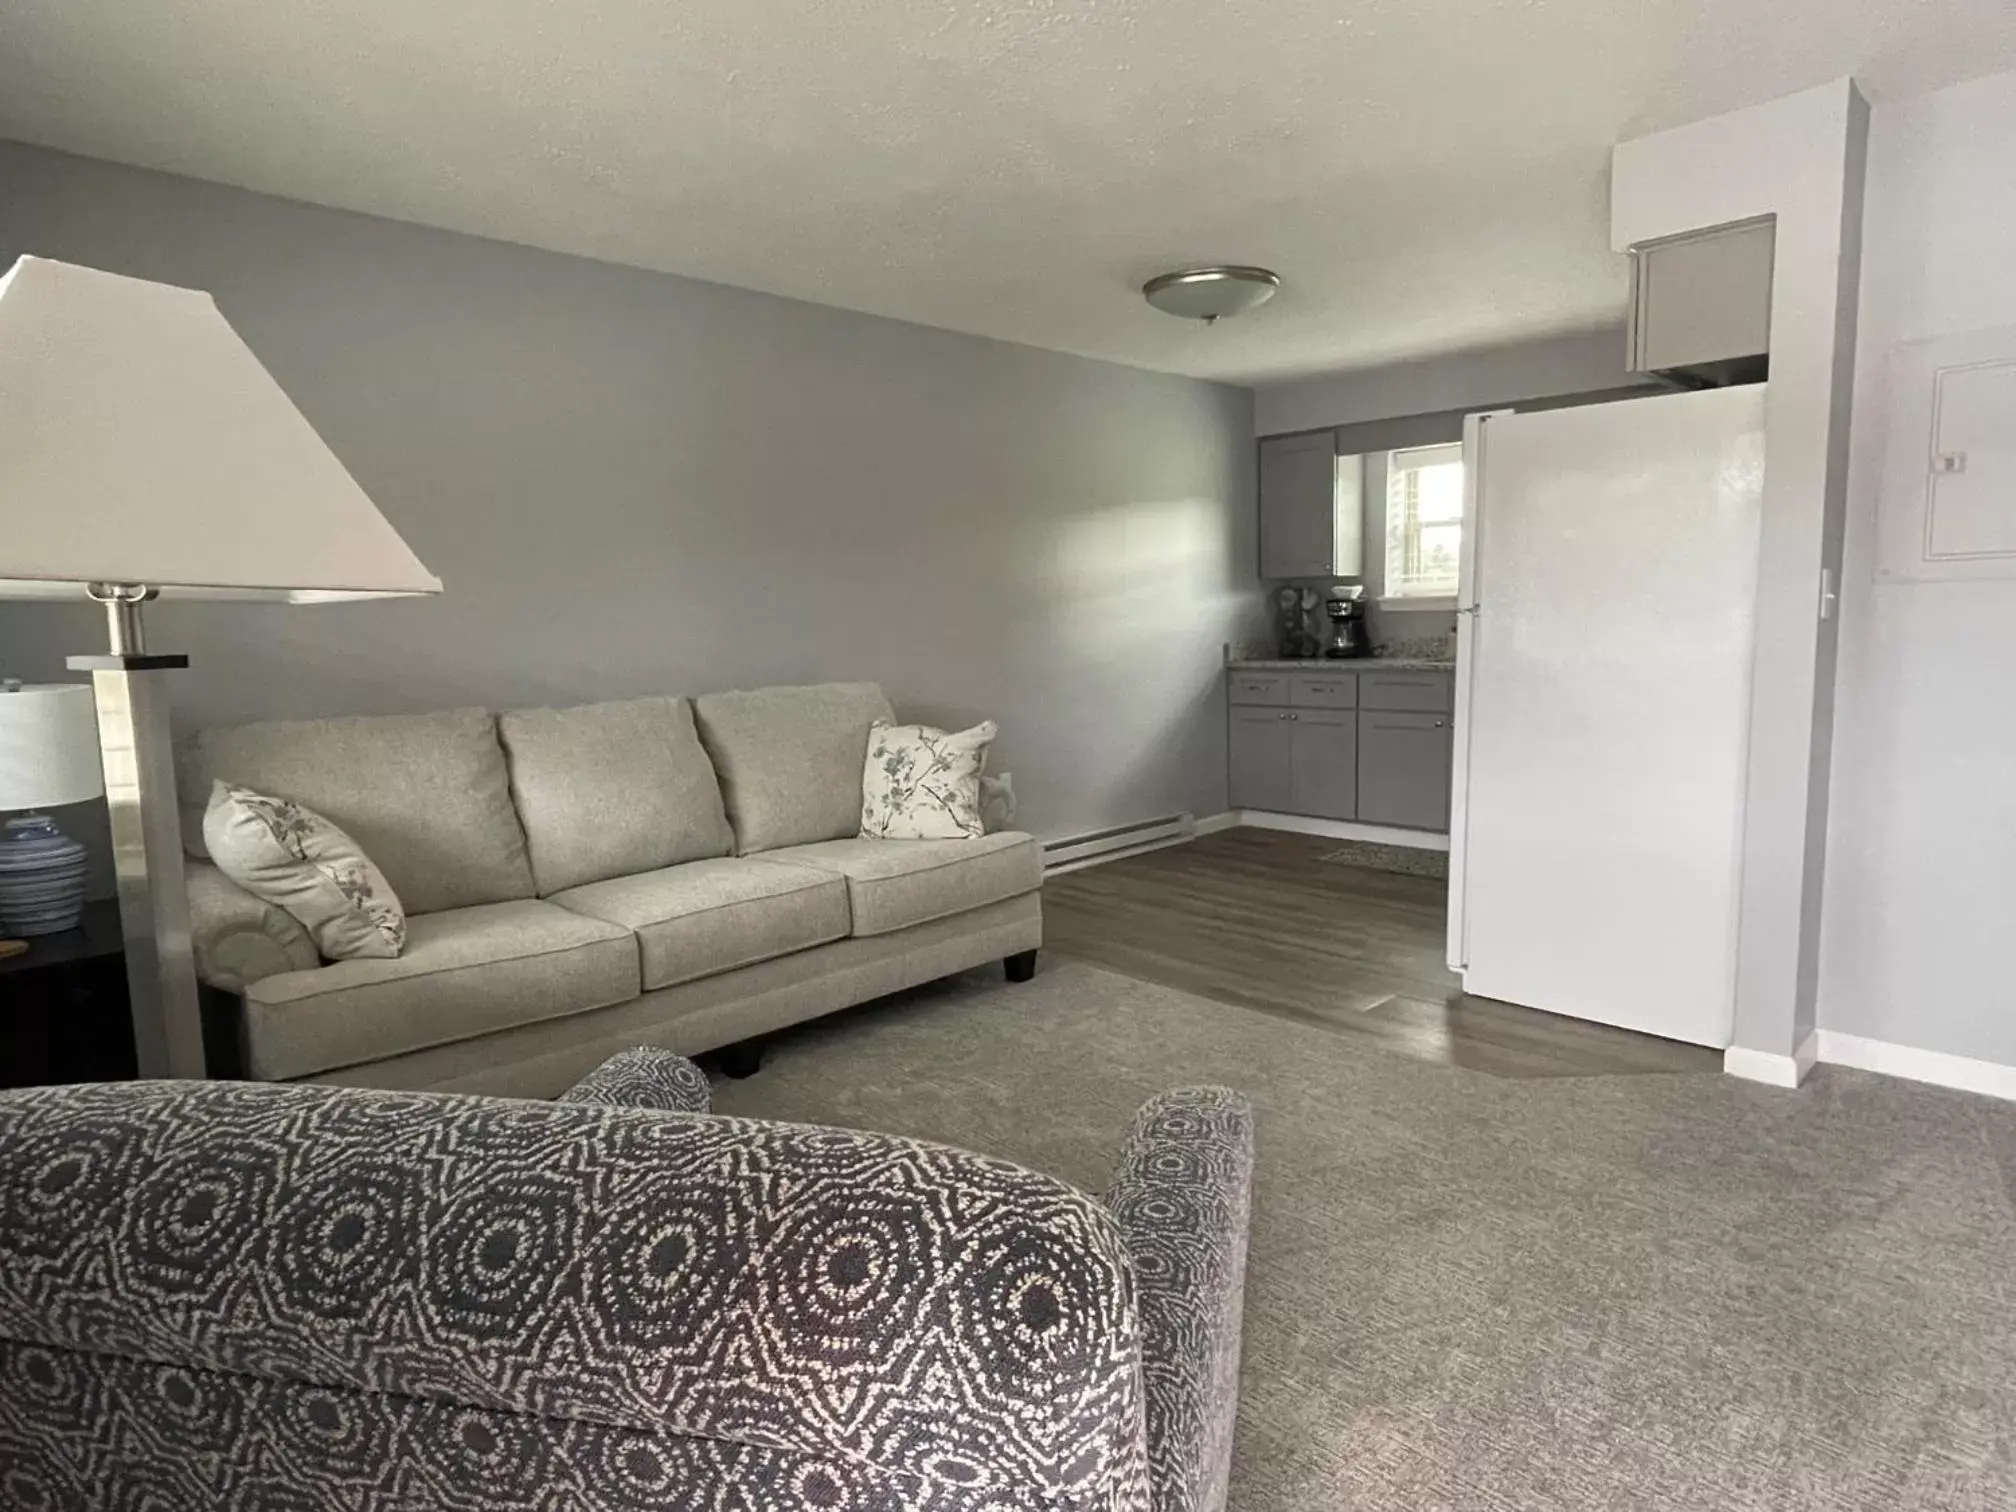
[557,1045,715,1113]
[1108,1088,1256,1512]
[0,1059,1253,1512]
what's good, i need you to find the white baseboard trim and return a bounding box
[1194,811,1242,836]
[1723,1036,1816,1089]
[1816,1031,2016,1102]
[1235,811,1451,851]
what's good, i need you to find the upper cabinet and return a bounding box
[1627,217,1775,385]
[1258,432,1364,580]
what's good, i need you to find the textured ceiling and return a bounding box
[4,1,2015,384]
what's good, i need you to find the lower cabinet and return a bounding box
[1289,711,1358,820]
[1356,710,1453,831]
[1229,666,1454,832]
[1228,707,1358,819]
[1228,707,1295,812]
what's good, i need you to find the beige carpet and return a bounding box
[711,959,2016,1511]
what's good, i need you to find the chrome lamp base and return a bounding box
[67,583,206,1080]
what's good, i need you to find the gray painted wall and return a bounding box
[1818,67,2016,1071]
[0,141,1261,889]
[1252,328,1642,437]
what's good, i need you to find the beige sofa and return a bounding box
[182,682,1042,1097]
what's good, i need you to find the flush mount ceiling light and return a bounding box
[1141,265,1281,323]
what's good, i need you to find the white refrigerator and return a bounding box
[1445,386,1767,1047]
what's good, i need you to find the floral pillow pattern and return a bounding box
[860,720,999,840]
[204,781,406,961]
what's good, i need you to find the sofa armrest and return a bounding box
[187,860,319,993]
[1106,1086,1256,1512]
[558,1047,712,1113]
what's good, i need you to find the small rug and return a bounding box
[1319,838,1448,879]
[713,959,2016,1511]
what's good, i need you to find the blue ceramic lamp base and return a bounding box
[0,814,90,937]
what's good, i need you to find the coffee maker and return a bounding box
[1272,585,1323,659]
[1323,583,1371,659]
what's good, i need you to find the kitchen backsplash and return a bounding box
[1248,586,1455,662]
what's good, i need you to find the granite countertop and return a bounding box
[1229,656,1456,672]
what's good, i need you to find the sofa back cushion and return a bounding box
[181,708,534,915]
[692,682,894,855]
[499,696,734,895]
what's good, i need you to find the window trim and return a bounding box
[1383,442,1465,603]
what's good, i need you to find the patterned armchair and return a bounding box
[0,1049,1254,1512]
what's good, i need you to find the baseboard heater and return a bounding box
[1043,814,1194,874]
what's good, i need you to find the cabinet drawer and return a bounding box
[1359,671,1453,714]
[1228,672,1291,707]
[1290,673,1358,710]
[1359,710,1450,735]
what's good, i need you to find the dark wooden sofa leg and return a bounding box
[714,1040,764,1079]
[1004,949,1039,984]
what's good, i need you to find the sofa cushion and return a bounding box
[765,831,1041,937]
[550,857,850,991]
[499,696,734,895]
[692,682,894,855]
[241,900,638,1080]
[182,708,535,915]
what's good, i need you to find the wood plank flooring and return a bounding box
[1042,827,1718,1078]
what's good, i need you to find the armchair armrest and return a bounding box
[558,1047,713,1113]
[187,859,319,993]
[1106,1086,1256,1512]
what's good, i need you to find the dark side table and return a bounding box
[0,899,138,1088]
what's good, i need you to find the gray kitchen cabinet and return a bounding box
[1229,665,1452,829]
[1289,710,1358,820]
[1289,673,1358,710]
[1627,217,1774,379]
[1228,671,1291,707]
[1356,710,1453,831]
[1228,706,1295,812]
[1258,432,1363,580]
[1357,670,1452,714]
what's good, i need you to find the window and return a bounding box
[1384,442,1464,601]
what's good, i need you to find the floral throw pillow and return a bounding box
[204,780,406,960]
[860,720,999,840]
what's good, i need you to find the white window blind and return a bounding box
[1384,442,1465,600]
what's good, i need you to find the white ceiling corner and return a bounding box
[4,0,2014,385]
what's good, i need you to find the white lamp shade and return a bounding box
[0,683,104,810]
[0,256,441,603]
